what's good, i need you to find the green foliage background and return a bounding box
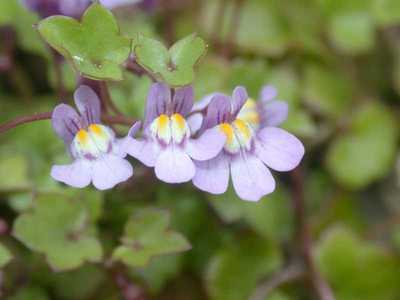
[1,0,400,299]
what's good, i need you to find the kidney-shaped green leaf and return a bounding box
[13,194,103,271]
[112,208,191,268]
[316,226,400,300]
[38,4,131,80]
[134,33,207,87]
[326,103,398,189]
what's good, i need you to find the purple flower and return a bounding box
[99,0,141,9]
[124,83,226,184]
[51,85,134,190]
[99,0,156,10]
[21,0,91,18]
[192,86,304,201]
[240,85,288,129]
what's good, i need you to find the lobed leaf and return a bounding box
[112,208,191,268]
[134,33,207,87]
[13,194,103,271]
[38,4,131,80]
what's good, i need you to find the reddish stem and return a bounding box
[291,167,335,300]
[108,264,148,300]
[0,112,52,134]
[0,111,135,135]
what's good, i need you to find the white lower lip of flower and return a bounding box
[71,124,114,159]
[219,119,254,154]
[150,113,190,145]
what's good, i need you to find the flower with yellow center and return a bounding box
[192,85,304,202]
[125,83,226,184]
[219,119,254,154]
[150,113,190,145]
[51,85,133,190]
[72,124,114,159]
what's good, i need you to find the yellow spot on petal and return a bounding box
[244,98,257,109]
[239,98,260,126]
[219,123,234,144]
[88,124,103,136]
[234,119,251,140]
[171,113,186,129]
[246,112,260,124]
[77,129,89,144]
[158,114,169,130]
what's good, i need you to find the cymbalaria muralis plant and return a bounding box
[2,1,355,299]
[18,2,305,198]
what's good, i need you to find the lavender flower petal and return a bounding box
[231,86,248,118]
[192,93,219,111]
[99,0,141,9]
[74,85,101,126]
[260,100,288,127]
[92,155,133,190]
[125,138,159,167]
[59,0,90,18]
[144,83,170,128]
[21,0,59,18]
[192,153,230,194]
[127,121,142,137]
[173,86,194,116]
[187,113,203,135]
[51,103,82,145]
[155,146,195,183]
[255,127,305,172]
[22,0,89,18]
[186,126,226,161]
[260,85,278,102]
[51,159,91,188]
[201,94,231,131]
[230,154,275,201]
[117,121,142,158]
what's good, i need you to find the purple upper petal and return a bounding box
[172,86,194,117]
[259,100,288,127]
[21,0,89,18]
[154,146,195,183]
[230,154,275,201]
[193,153,230,194]
[21,0,59,18]
[51,159,91,188]
[99,0,142,9]
[231,86,248,118]
[144,83,171,129]
[52,103,82,145]
[255,127,304,172]
[260,85,278,102]
[74,85,101,126]
[192,93,219,112]
[59,0,90,18]
[201,94,231,131]
[91,155,133,190]
[186,126,226,161]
